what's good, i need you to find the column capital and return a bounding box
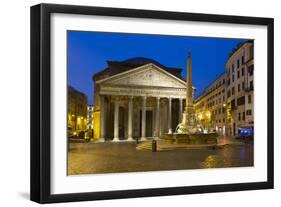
[142,96,147,100]
[128,95,134,100]
[99,94,106,100]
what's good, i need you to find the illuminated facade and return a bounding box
[195,41,254,136]
[92,58,190,141]
[67,86,88,136]
[87,105,94,130]
[225,41,254,136]
[194,73,227,134]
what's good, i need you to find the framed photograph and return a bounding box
[30,3,274,203]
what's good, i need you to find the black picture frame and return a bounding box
[30,3,274,204]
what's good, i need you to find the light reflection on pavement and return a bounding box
[68,139,253,175]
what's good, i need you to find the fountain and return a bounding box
[161,50,218,146]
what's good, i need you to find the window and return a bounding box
[242,67,245,76]
[232,74,235,82]
[248,65,254,76]
[248,94,252,104]
[238,112,241,121]
[237,96,245,106]
[227,90,231,98]
[242,81,245,90]
[250,81,254,90]
[237,59,240,68]
[243,112,245,120]
[246,110,252,116]
[232,87,235,95]
[238,84,240,92]
[232,64,234,72]
[242,56,245,64]
[237,70,240,79]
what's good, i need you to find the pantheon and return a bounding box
[92,57,193,141]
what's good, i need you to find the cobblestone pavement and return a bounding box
[68,140,253,175]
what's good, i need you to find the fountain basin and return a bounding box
[161,133,218,145]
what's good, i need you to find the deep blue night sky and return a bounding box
[68,31,246,104]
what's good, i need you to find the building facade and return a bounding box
[225,41,254,136]
[67,86,88,136]
[92,58,189,141]
[194,73,227,134]
[87,105,94,130]
[194,41,254,136]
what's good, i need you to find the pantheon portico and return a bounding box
[92,58,193,141]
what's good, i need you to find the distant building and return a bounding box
[92,57,194,141]
[194,41,254,136]
[87,105,94,130]
[194,73,227,134]
[67,86,88,136]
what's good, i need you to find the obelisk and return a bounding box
[176,50,197,134]
[186,50,193,111]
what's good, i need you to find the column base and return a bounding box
[112,137,120,142]
[127,137,134,141]
[168,129,173,134]
[98,138,105,142]
[140,137,147,141]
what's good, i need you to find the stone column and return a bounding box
[141,96,147,141]
[168,97,172,134]
[179,98,183,123]
[113,96,120,141]
[127,96,134,141]
[99,95,105,142]
[154,97,160,138]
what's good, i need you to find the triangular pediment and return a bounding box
[96,63,186,88]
